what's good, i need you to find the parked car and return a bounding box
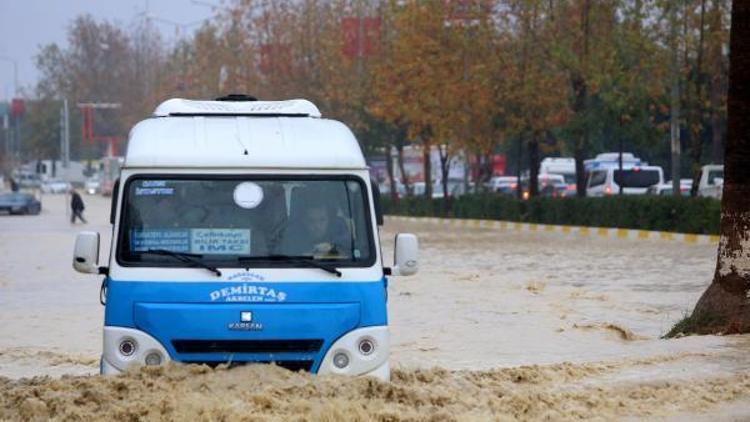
[486,176,518,195]
[411,182,447,198]
[586,165,664,197]
[0,192,42,215]
[537,173,569,197]
[41,178,72,194]
[517,173,569,199]
[540,157,576,191]
[698,164,723,199]
[84,177,101,195]
[649,179,693,196]
[14,172,41,189]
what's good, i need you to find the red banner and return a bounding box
[342,17,380,58]
[10,98,25,118]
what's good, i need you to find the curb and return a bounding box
[385,215,719,246]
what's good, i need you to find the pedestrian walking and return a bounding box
[70,189,87,224]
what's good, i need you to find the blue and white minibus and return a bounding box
[72,96,419,381]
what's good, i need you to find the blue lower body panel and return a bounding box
[104,279,387,372]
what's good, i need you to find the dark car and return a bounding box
[0,192,42,215]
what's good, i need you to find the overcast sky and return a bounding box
[0,0,219,101]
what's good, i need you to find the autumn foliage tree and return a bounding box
[25,0,731,200]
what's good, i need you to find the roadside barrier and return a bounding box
[385,215,720,245]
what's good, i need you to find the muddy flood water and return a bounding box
[1,194,749,420]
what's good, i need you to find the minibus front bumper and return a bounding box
[101,325,390,380]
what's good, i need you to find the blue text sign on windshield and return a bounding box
[131,229,190,252]
[130,228,251,255]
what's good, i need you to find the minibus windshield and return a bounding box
[117,177,374,268]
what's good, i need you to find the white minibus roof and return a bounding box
[124,98,366,170]
[154,98,321,118]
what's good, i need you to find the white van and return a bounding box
[586,165,664,197]
[539,157,576,188]
[72,96,419,381]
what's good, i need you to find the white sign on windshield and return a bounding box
[132,228,251,255]
[191,229,251,255]
[233,182,264,209]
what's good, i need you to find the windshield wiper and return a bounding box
[237,255,342,277]
[143,249,222,277]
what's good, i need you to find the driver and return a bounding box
[299,203,350,258]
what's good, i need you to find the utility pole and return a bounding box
[64,99,70,167]
[0,56,19,166]
[0,56,18,99]
[59,99,70,168]
[2,113,8,166]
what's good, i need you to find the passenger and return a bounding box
[146,195,181,228]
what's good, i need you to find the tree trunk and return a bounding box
[396,142,411,196]
[669,1,682,197]
[516,133,524,199]
[709,0,725,165]
[479,152,493,192]
[689,0,708,197]
[528,133,540,198]
[473,152,483,194]
[574,0,591,198]
[672,0,750,336]
[711,79,723,164]
[422,144,433,198]
[386,145,398,201]
[618,128,624,195]
[574,141,586,197]
[438,144,451,199]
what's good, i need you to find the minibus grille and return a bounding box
[183,360,315,372]
[172,339,324,354]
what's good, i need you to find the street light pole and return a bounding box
[0,56,19,98]
[0,56,19,164]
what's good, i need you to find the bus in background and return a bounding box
[539,157,576,195]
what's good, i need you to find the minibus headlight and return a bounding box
[333,352,350,369]
[119,339,137,357]
[358,338,375,356]
[145,352,162,366]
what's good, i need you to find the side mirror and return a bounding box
[392,233,418,276]
[73,231,100,274]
